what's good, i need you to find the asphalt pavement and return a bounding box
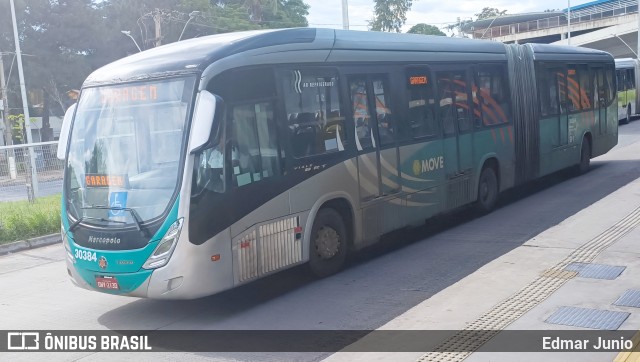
[327,121,640,361]
[3,121,640,361]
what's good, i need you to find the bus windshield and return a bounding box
[65,76,196,226]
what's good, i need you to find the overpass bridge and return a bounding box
[464,0,640,58]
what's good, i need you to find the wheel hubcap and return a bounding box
[481,177,491,202]
[315,226,340,259]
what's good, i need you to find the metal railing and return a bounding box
[475,2,639,39]
[0,141,63,202]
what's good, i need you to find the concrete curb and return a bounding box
[0,234,61,256]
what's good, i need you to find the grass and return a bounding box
[0,194,61,244]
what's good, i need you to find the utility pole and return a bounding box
[154,9,163,47]
[567,0,571,45]
[0,49,13,147]
[10,0,38,198]
[341,0,349,30]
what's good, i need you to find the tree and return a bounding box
[475,7,507,20]
[407,23,445,36]
[370,0,413,33]
[7,114,35,144]
[0,0,310,131]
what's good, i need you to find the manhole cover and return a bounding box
[614,290,640,308]
[564,262,626,280]
[545,306,629,330]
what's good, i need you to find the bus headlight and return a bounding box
[143,218,184,270]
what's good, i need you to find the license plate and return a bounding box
[95,276,119,290]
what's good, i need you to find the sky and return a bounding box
[304,0,596,34]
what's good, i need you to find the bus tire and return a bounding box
[578,137,591,174]
[476,165,498,214]
[308,208,348,277]
[627,105,632,124]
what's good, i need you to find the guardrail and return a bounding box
[0,141,63,202]
[474,2,638,39]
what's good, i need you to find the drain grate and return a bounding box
[545,306,630,330]
[564,262,626,280]
[614,290,640,308]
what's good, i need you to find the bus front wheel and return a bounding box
[308,208,348,277]
[476,166,498,214]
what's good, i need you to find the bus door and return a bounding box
[348,73,401,240]
[435,69,474,208]
[348,75,400,202]
[556,68,570,146]
[592,67,607,135]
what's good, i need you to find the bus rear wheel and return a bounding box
[308,208,348,277]
[626,105,632,124]
[578,137,591,174]
[476,166,498,214]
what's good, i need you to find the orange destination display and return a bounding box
[409,76,428,85]
[100,85,158,105]
[85,174,127,188]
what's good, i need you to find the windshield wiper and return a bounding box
[69,216,126,232]
[76,204,150,238]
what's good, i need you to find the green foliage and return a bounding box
[0,194,61,244]
[7,114,35,144]
[445,19,473,37]
[407,23,445,36]
[475,7,508,20]
[370,0,413,33]
[0,0,309,118]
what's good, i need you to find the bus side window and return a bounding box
[230,102,278,187]
[372,77,395,146]
[476,64,511,125]
[627,68,635,90]
[617,70,625,92]
[192,144,226,194]
[282,69,345,158]
[436,71,468,136]
[605,66,616,105]
[567,67,581,112]
[349,78,374,150]
[578,65,591,110]
[406,68,438,138]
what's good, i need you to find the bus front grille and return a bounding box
[259,217,301,275]
[234,217,302,284]
[235,230,258,283]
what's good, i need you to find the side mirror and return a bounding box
[57,103,77,160]
[189,90,223,154]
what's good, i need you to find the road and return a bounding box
[2,121,640,361]
[0,179,61,201]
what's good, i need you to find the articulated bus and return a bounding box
[58,28,618,299]
[615,58,640,123]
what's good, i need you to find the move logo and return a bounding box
[412,156,444,176]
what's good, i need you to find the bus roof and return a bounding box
[615,58,640,69]
[527,43,612,62]
[83,28,612,87]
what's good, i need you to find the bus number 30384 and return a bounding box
[74,249,97,262]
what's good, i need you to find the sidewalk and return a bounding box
[325,150,640,361]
